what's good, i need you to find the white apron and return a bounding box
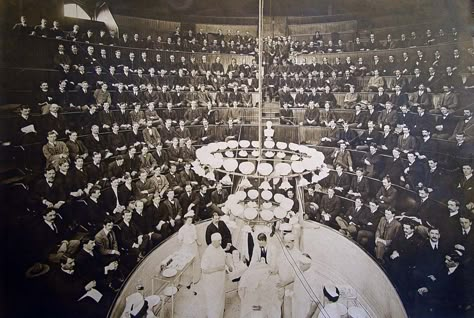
[201,244,227,318]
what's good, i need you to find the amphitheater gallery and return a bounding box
[1,0,474,317]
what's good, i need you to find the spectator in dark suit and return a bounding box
[376,176,398,209]
[357,200,384,251]
[86,152,107,184]
[396,105,415,130]
[329,164,352,195]
[205,212,235,253]
[319,187,341,228]
[75,236,119,291]
[389,85,409,108]
[413,227,448,289]
[412,106,435,136]
[34,209,80,263]
[401,152,425,190]
[385,220,424,291]
[117,209,152,264]
[131,200,162,247]
[143,194,171,240]
[432,106,457,139]
[356,120,381,150]
[348,167,370,200]
[335,197,370,238]
[362,144,384,178]
[409,84,432,111]
[159,189,184,232]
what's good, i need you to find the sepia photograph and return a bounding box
[0,0,473,317]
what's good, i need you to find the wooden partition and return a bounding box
[291,31,355,43]
[194,23,258,36]
[295,41,471,68]
[114,15,180,36]
[107,220,407,317]
[288,19,358,35]
[358,22,456,39]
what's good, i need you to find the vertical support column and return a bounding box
[258,0,264,159]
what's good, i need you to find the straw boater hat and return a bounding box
[25,263,50,278]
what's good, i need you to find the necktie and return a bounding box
[52,223,58,233]
[261,247,267,263]
[107,231,114,249]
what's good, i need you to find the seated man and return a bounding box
[142,120,161,149]
[280,103,295,125]
[95,217,122,263]
[378,102,398,129]
[188,184,213,220]
[367,70,385,92]
[376,176,398,209]
[223,119,240,141]
[356,120,381,150]
[197,118,215,144]
[118,209,152,264]
[331,141,353,171]
[184,101,203,126]
[42,130,69,169]
[34,208,80,263]
[319,120,339,146]
[47,256,111,318]
[348,167,370,200]
[385,220,424,291]
[131,200,163,248]
[133,169,156,202]
[432,106,457,139]
[301,100,319,126]
[74,236,120,293]
[13,104,39,146]
[205,212,236,253]
[179,161,199,188]
[303,186,320,221]
[374,208,401,262]
[318,187,341,228]
[371,86,390,110]
[335,197,370,238]
[329,164,351,195]
[435,85,459,113]
[336,121,359,147]
[209,182,229,215]
[159,189,184,234]
[166,164,183,193]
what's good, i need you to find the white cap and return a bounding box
[145,295,161,308]
[284,233,296,242]
[299,254,312,265]
[323,285,340,302]
[348,306,369,318]
[211,232,222,241]
[125,292,145,316]
[280,223,293,231]
[183,211,195,219]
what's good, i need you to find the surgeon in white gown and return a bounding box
[292,253,324,318]
[201,232,233,318]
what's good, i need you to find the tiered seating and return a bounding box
[3,14,474,318]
